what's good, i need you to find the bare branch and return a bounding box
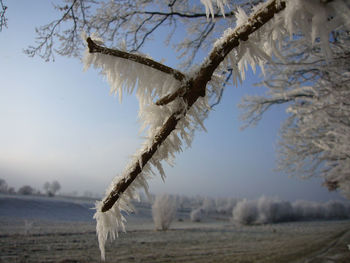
[24,0,80,61]
[0,0,7,32]
[27,0,265,64]
[209,68,233,108]
[132,14,169,52]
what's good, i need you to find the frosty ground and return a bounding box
[0,194,349,263]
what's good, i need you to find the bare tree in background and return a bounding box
[43,180,61,196]
[18,185,35,196]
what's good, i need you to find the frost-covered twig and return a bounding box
[87,37,186,82]
[27,0,266,65]
[239,87,315,129]
[98,0,287,214]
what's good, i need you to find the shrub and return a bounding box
[232,199,258,225]
[152,194,177,231]
[190,208,204,222]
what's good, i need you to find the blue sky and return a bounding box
[0,1,344,201]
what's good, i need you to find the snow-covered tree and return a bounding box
[232,196,350,225]
[232,199,259,225]
[25,0,264,64]
[190,207,204,222]
[239,7,350,198]
[28,0,350,260]
[201,197,216,214]
[152,194,177,231]
[216,197,239,214]
[0,178,8,193]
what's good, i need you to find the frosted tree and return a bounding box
[216,197,239,214]
[152,194,177,230]
[25,0,264,64]
[239,2,350,198]
[190,207,204,222]
[232,199,258,225]
[27,0,350,260]
[0,178,8,193]
[44,181,61,196]
[232,196,350,225]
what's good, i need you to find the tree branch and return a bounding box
[25,0,80,60]
[101,111,181,212]
[100,0,287,213]
[133,14,169,52]
[143,10,234,18]
[0,0,7,32]
[155,86,188,105]
[86,37,186,82]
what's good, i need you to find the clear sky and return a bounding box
[0,1,344,201]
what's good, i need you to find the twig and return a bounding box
[0,0,7,32]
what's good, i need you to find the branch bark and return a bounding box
[96,0,287,213]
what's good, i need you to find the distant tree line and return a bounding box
[0,178,61,197]
[149,193,350,229]
[0,178,15,194]
[232,197,350,225]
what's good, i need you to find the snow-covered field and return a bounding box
[0,194,350,262]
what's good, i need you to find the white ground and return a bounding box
[0,194,349,262]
